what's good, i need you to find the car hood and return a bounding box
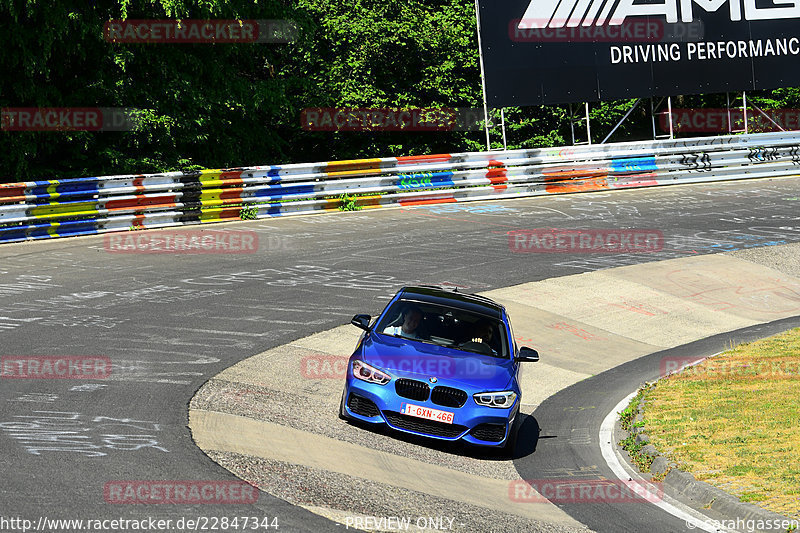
[359,333,515,390]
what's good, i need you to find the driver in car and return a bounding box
[467,320,498,355]
[382,306,423,339]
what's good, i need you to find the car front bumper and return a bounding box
[342,378,518,447]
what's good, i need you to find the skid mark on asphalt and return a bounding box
[0,410,168,458]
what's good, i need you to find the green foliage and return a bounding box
[338,193,361,211]
[291,0,485,160]
[618,386,658,473]
[619,387,649,432]
[619,434,656,473]
[1,0,318,180]
[239,204,259,220]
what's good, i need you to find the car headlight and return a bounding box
[473,391,517,408]
[352,360,391,385]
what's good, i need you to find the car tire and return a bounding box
[338,389,350,421]
[499,415,520,458]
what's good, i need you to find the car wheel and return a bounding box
[499,415,520,458]
[338,389,350,421]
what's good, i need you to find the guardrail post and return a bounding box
[743,91,749,135]
[585,103,592,145]
[500,108,507,151]
[667,96,673,140]
[474,0,492,151]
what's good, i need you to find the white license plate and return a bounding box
[401,403,454,424]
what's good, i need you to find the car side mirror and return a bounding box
[351,314,371,331]
[516,346,539,362]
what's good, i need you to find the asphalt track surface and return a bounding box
[1,177,800,532]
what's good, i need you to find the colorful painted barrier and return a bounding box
[2,131,799,243]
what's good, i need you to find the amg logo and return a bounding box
[518,0,800,28]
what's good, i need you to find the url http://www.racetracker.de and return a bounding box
[0,515,280,532]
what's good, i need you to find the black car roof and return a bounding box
[398,286,504,319]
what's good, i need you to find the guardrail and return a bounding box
[2,131,799,243]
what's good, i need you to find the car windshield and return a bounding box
[375,298,509,359]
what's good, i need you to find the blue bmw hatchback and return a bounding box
[339,286,539,454]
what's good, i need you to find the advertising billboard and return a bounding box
[477,0,800,106]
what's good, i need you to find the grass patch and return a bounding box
[643,328,800,519]
[619,387,647,431]
[620,433,656,472]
